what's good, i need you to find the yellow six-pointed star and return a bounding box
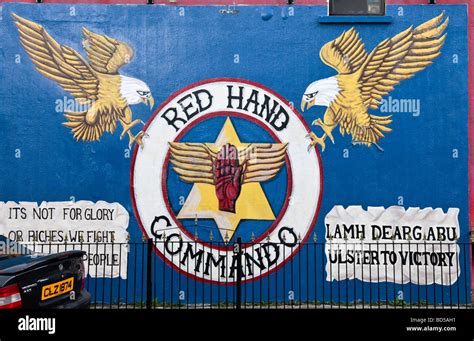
[170,117,288,241]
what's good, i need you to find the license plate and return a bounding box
[41,277,74,301]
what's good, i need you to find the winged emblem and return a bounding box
[301,12,448,151]
[12,13,154,147]
[169,142,288,213]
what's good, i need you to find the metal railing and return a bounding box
[10,240,473,309]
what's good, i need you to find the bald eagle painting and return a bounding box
[12,13,154,147]
[301,12,448,151]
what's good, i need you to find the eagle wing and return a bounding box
[12,13,98,105]
[241,143,288,184]
[320,27,368,74]
[360,12,448,110]
[82,28,134,74]
[330,103,393,145]
[168,142,216,185]
[169,142,288,185]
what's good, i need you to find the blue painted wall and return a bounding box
[0,4,469,304]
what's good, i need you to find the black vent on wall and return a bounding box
[330,0,385,16]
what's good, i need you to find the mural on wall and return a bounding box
[324,206,460,285]
[132,79,322,283]
[12,14,154,147]
[301,12,448,151]
[0,4,469,303]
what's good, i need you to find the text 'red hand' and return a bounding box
[213,144,243,213]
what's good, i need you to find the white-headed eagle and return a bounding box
[12,13,154,147]
[301,12,448,151]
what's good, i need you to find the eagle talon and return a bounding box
[312,118,335,144]
[128,131,145,149]
[307,132,326,152]
[120,119,144,140]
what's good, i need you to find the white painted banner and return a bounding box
[0,201,129,279]
[324,206,460,285]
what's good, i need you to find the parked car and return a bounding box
[0,245,90,309]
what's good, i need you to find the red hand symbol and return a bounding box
[213,143,243,213]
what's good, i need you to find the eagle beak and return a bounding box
[148,95,155,110]
[301,99,306,112]
[142,96,155,110]
[301,98,315,112]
